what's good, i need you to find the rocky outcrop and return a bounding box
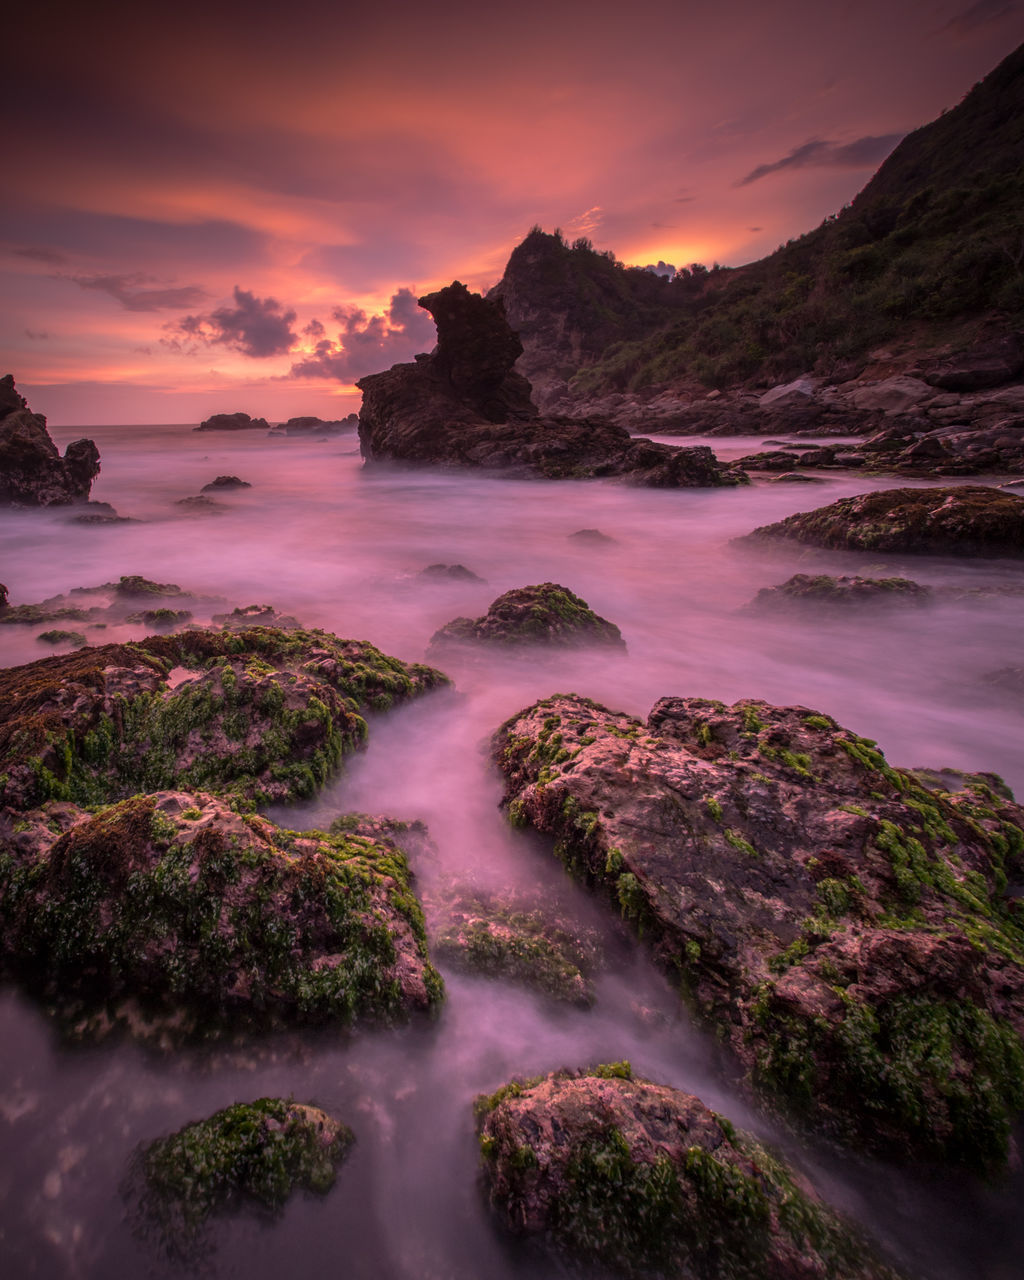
[200,475,251,491]
[919,333,1024,392]
[0,793,443,1036]
[747,574,933,613]
[269,414,358,436]
[0,375,100,506]
[492,693,1024,1169]
[476,1065,899,1279]
[738,486,1024,556]
[356,283,744,487]
[131,1098,352,1258]
[428,583,625,653]
[0,626,450,809]
[193,412,270,432]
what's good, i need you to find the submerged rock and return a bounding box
[417,563,486,583]
[130,1098,352,1257]
[194,412,270,432]
[476,1065,898,1279]
[0,376,100,506]
[0,626,450,809]
[429,583,625,653]
[269,414,359,436]
[36,629,87,646]
[200,475,252,491]
[124,608,194,629]
[115,574,189,598]
[748,574,933,613]
[738,486,1024,556]
[356,283,744,487]
[0,790,443,1033]
[493,693,1024,1170]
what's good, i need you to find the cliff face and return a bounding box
[0,376,100,507]
[491,43,1024,401]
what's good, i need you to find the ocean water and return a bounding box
[1,423,1022,1278]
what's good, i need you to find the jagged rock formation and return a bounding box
[0,375,100,506]
[492,693,1024,1169]
[193,411,271,432]
[429,582,625,653]
[356,283,744,487]
[738,486,1024,556]
[476,1065,900,1279]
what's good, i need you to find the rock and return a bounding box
[193,412,271,432]
[210,603,303,630]
[37,629,87,646]
[200,475,251,492]
[767,472,827,483]
[568,528,617,544]
[130,1098,353,1259]
[920,334,1024,392]
[747,574,933,613]
[475,1065,898,1279]
[492,693,1024,1169]
[356,283,744,487]
[428,583,625,653]
[116,575,188,598]
[124,608,194,630]
[848,377,934,413]
[268,414,358,436]
[759,377,817,408]
[175,495,223,512]
[0,583,7,609]
[738,486,1024,556]
[0,377,100,506]
[69,500,128,524]
[0,627,450,810]
[0,792,443,1036]
[429,882,602,1004]
[417,563,485,583]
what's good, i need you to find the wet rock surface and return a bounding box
[0,375,100,506]
[747,574,933,613]
[429,583,626,653]
[0,626,450,809]
[0,792,443,1036]
[356,283,744,487]
[476,1065,899,1279]
[738,486,1024,556]
[492,692,1024,1169]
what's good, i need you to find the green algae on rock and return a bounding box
[492,693,1024,1171]
[0,790,444,1036]
[737,486,1024,557]
[429,882,603,1005]
[747,574,933,613]
[0,625,450,809]
[476,1066,900,1280]
[429,582,625,653]
[130,1098,351,1257]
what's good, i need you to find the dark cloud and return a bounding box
[941,0,1019,37]
[642,261,676,277]
[15,246,67,265]
[166,287,299,359]
[289,288,436,382]
[25,329,49,339]
[737,134,904,186]
[71,272,209,312]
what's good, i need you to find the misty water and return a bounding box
[1,423,1023,1279]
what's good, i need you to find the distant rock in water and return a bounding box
[116,575,189,598]
[210,603,302,630]
[569,528,617,545]
[269,414,359,436]
[356,283,744,488]
[738,486,1024,556]
[200,475,251,491]
[748,574,933,613]
[476,1065,899,1279]
[175,495,223,513]
[429,583,626,653]
[193,412,270,432]
[0,375,100,507]
[417,563,485,583]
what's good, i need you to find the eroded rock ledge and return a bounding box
[492,693,1024,1170]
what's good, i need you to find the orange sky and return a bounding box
[5,0,1024,424]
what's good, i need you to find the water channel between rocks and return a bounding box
[1,424,1022,1278]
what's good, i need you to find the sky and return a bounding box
[5,0,1024,425]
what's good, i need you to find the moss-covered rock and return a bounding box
[130,1098,351,1257]
[747,574,933,613]
[476,1066,899,1279]
[0,625,450,808]
[0,791,444,1035]
[429,882,602,1004]
[492,693,1024,1170]
[36,629,88,646]
[738,486,1024,557]
[429,582,625,653]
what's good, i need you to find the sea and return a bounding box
[0,422,1022,1278]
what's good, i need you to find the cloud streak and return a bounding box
[289,288,436,383]
[71,272,209,312]
[737,134,904,186]
[166,287,299,358]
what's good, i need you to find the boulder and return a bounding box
[848,377,934,413]
[429,583,625,653]
[920,334,1024,392]
[200,475,251,491]
[738,486,1024,556]
[492,693,1024,1169]
[356,284,744,487]
[0,793,442,1036]
[476,1065,898,1279]
[759,376,817,408]
[0,377,100,506]
[130,1098,352,1258]
[747,574,933,613]
[193,412,270,432]
[0,626,450,810]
